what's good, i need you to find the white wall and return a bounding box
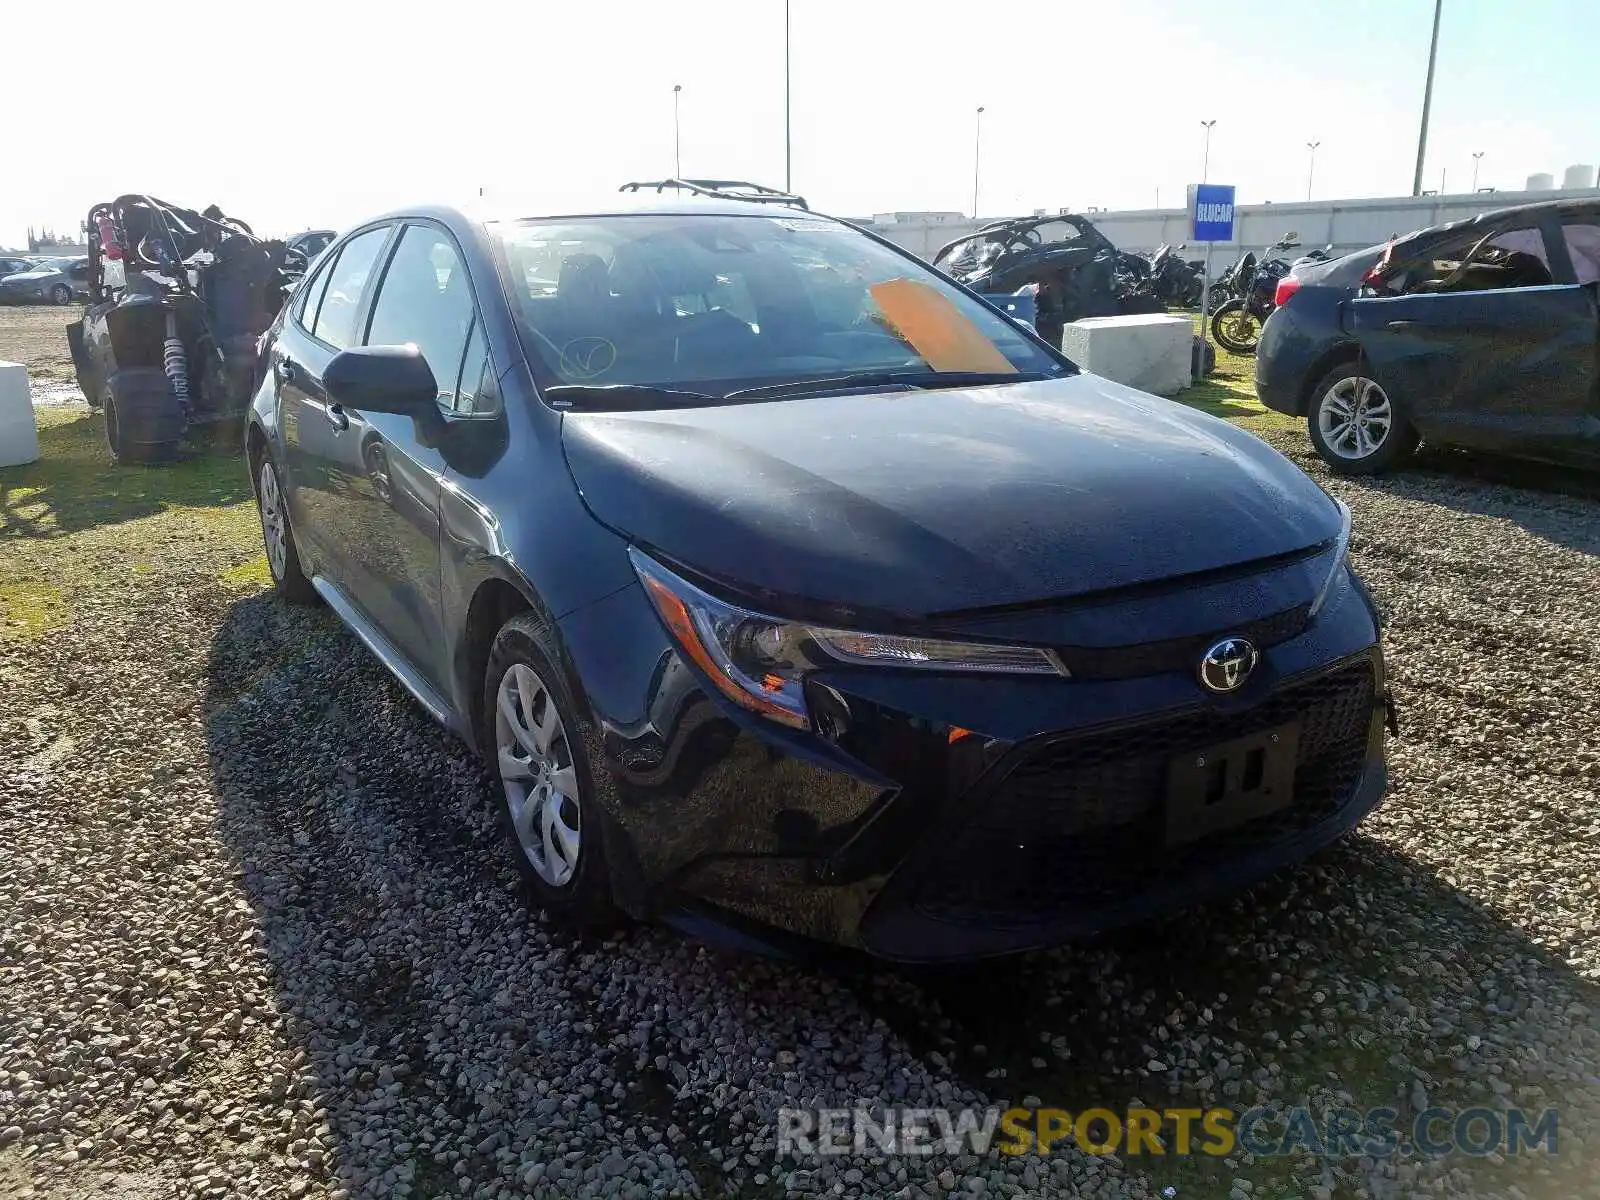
[862,186,1600,263]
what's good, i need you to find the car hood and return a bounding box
[560,375,1342,619]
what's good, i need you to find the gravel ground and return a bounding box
[0,307,81,382]
[1,396,1598,1200]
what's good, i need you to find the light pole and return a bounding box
[972,106,985,218]
[1305,141,1320,201]
[1200,120,1217,182]
[1471,150,1484,191]
[1411,0,1443,196]
[784,0,792,192]
[673,84,683,178]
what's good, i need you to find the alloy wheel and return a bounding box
[495,663,582,888]
[258,460,290,580]
[1317,375,1393,460]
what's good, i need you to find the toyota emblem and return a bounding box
[1198,637,1259,693]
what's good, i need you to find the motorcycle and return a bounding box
[1208,232,1300,355]
[1145,243,1206,307]
[1291,243,1336,271]
[1114,244,1205,309]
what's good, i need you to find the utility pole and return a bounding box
[1306,141,1321,201]
[1412,0,1443,196]
[972,106,985,218]
[673,84,683,178]
[784,0,792,192]
[1200,119,1217,182]
[1471,150,1484,191]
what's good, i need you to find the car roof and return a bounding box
[1400,196,1599,249]
[346,192,825,239]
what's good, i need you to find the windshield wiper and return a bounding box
[724,369,1053,401]
[544,383,721,410]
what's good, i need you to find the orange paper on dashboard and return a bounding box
[867,278,1018,375]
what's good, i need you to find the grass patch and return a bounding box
[0,408,259,611]
[221,555,272,590]
[1172,313,1301,440]
[0,408,252,541]
[0,581,70,640]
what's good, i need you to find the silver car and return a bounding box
[0,256,90,305]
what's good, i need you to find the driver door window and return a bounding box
[363,225,481,411]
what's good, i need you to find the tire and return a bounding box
[1210,300,1262,354]
[51,284,72,306]
[103,369,183,465]
[480,612,621,928]
[1305,363,1418,476]
[254,451,319,603]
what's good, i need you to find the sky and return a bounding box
[3,0,1596,248]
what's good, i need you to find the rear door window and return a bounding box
[292,251,336,327]
[311,226,390,350]
[1560,222,1600,286]
[1391,224,1555,295]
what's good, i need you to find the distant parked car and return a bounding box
[0,255,36,281]
[1256,197,1600,474]
[285,229,337,272]
[0,256,90,305]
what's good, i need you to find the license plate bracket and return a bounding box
[1164,721,1299,847]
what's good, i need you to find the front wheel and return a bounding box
[1306,364,1418,475]
[51,284,72,306]
[1210,300,1261,354]
[482,613,622,928]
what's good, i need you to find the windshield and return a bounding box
[496,213,1065,403]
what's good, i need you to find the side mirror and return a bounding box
[324,345,439,415]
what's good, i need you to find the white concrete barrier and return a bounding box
[0,361,40,469]
[1059,314,1193,397]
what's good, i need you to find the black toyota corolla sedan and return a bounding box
[247,180,1393,961]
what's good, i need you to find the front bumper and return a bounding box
[559,565,1389,961]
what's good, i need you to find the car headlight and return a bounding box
[629,548,1065,730]
[1308,498,1353,618]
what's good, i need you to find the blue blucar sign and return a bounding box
[1188,184,1236,242]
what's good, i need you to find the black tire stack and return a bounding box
[102,369,184,465]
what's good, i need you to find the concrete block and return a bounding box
[0,361,40,468]
[1058,314,1194,397]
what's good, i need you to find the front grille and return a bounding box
[1051,603,1311,681]
[907,659,1376,930]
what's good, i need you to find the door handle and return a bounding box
[1384,320,1416,330]
[326,404,349,432]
